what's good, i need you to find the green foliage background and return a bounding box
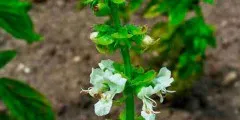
[144,0,216,93]
[0,0,55,120]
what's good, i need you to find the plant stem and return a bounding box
[121,47,135,120]
[109,1,135,120]
[109,1,121,28]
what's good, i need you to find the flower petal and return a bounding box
[90,68,105,85]
[94,99,113,116]
[108,73,127,93]
[137,86,155,99]
[141,111,155,120]
[98,59,115,72]
[153,76,174,90]
[157,67,171,78]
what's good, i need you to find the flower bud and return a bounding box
[90,32,99,40]
[143,35,154,45]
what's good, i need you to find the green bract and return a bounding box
[90,24,150,53]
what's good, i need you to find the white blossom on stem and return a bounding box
[137,67,175,120]
[81,60,127,116]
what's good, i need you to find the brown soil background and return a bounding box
[0,0,240,120]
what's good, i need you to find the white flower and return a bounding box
[90,32,99,40]
[82,60,127,116]
[94,91,114,116]
[153,67,175,103]
[143,35,154,45]
[137,86,159,120]
[137,67,175,120]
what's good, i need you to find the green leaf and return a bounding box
[169,0,190,25]
[144,5,160,18]
[130,70,156,88]
[0,50,17,69]
[150,22,175,39]
[113,62,125,74]
[111,0,125,4]
[0,0,42,43]
[181,17,216,48]
[96,44,111,54]
[93,24,113,33]
[95,34,114,45]
[207,35,216,47]
[0,78,55,120]
[132,66,144,75]
[126,24,146,35]
[193,37,207,54]
[111,32,132,39]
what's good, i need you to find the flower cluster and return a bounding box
[81,60,127,116]
[83,59,174,120]
[89,24,156,54]
[137,67,175,120]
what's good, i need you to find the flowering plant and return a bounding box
[82,0,175,119]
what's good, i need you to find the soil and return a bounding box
[0,0,240,120]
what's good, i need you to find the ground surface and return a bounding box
[0,0,240,120]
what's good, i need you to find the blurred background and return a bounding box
[0,0,239,120]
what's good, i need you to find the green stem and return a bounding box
[121,47,135,120]
[108,1,135,120]
[109,1,121,28]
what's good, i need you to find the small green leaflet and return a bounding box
[0,50,17,69]
[93,24,113,33]
[0,78,55,120]
[0,0,42,43]
[95,34,114,45]
[130,70,156,88]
